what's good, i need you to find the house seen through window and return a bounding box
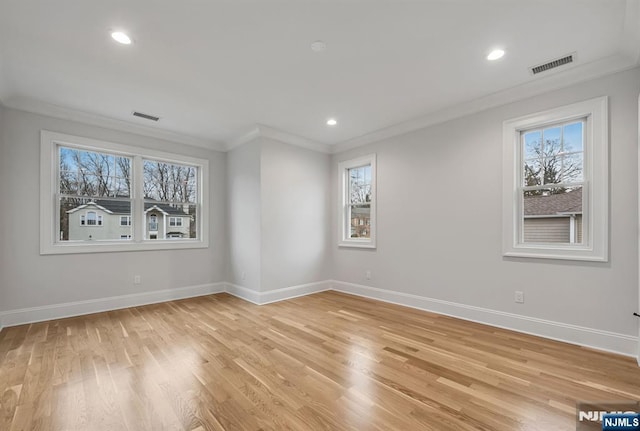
[338,154,376,248]
[57,145,198,243]
[521,120,584,244]
[349,164,372,239]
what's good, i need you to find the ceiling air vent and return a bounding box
[530,53,575,75]
[132,111,160,122]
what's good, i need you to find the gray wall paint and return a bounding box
[332,67,640,336]
[226,140,262,290]
[0,105,7,310]
[1,67,638,345]
[260,138,331,291]
[226,137,332,292]
[0,108,227,311]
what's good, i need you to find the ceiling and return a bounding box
[0,0,638,152]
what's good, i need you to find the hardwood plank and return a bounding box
[1,291,639,430]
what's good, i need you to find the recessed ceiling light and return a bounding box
[326,118,337,126]
[111,31,132,45]
[487,49,505,61]
[311,40,327,52]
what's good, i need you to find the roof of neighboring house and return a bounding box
[67,199,189,216]
[524,188,582,216]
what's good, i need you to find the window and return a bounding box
[149,214,158,232]
[86,211,97,226]
[169,217,183,227]
[40,131,209,254]
[502,97,608,261]
[80,211,106,226]
[338,154,376,248]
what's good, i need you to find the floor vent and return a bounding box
[132,111,160,122]
[530,53,575,75]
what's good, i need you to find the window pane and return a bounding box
[523,131,541,160]
[59,198,131,242]
[143,160,198,203]
[144,202,197,240]
[542,155,564,185]
[58,146,131,197]
[561,152,583,183]
[349,165,372,204]
[522,186,582,244]
[542,152,583,185]
[59,147,79,195]
[522,121,585,187]
[523,158,542,187]
[563,122,583,152]
[349,204,371,238]
[542,126,562,157]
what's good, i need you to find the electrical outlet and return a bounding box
[365,270,372,280]
[515,291,524,303]
[134,275,142,285]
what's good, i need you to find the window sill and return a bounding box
[40,239,208,255]
[338,240,376,249]
[503,245,607,262]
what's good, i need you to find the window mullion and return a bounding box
[132,155,144,243]
[521,181,585,192]
[344,170,350,241]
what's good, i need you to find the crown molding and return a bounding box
[331,53,638,154]
[226,126,262,151]
[256,124,332,154]
[3,53,637,157]
[2,96,226,152]
[225,124,332,154]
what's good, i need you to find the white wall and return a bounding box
[332,67,640,338]
[227,139,262,290]
[260,138,331,291]
[0,108,227,312]
[1,68,637,354]
[226,137,332,295]
[0,105,7,312]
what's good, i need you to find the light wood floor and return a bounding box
[1,291,639,431]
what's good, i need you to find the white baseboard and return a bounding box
[224,280,331,305]
[225,283,262,305]
[330,280,639,358]
[0,282,225,328]
[1,278,636,360]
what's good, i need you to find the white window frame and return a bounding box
[502,96,608,261]
[40,130,209,255]
[338,154,377,248]
[120,216,131,226]
[169,217,183,227]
